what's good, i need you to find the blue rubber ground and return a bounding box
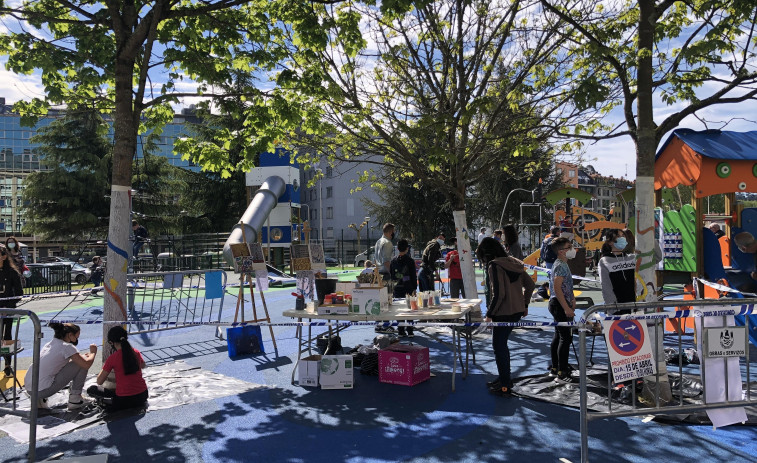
[2,275,757,462]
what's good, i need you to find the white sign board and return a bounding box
[602,319,656,383]
[704,326,747,358]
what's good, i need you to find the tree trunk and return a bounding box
[637,0,672,403]
[102,58,138,360]
[453,210,479,317]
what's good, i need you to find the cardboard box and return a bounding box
[316,304,350,315]
[319,355,354,389]
[298,354,322,387]
[378,344,430,386]
[352,287,389,315]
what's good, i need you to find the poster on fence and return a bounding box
[602,319,656,383]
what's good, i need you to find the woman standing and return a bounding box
[1,244,24,376]
[548,237,576,382]
[598,229,636,312]
[23,322,97,410]
[5,236,25,287]
[88,326,148,411]
[477,237,534,396]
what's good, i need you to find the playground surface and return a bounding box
[1,270,757,463]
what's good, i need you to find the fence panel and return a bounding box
[24,264,72,295]
[0,309,43,463]
[126,269,227,336]
[578,297,757,463]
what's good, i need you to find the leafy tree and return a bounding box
[286,0,589,298]
[23,107,112,240]
[541,0,757,402]
[0,0,355,350]
[131,150,189,236]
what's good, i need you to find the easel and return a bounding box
[232,223,278,355]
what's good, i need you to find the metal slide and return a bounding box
[223,175,287,266]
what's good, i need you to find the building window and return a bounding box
[312,209,318,220]
[326,166,333,177]
[326,227,334,239]
[326,186,333,198]
[569,170,576,178]
[326,207,333,219]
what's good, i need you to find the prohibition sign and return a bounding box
[608,320,645,356]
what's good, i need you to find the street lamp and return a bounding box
[348,217,370,261]
[316,167,324,243]
[364,216,371,260]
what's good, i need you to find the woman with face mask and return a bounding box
[24,322,97,410]
[548,237,576,383]
[598,230,636,313]
[0,244,24,377]
[5,236,25,287]
[87,326,148,412]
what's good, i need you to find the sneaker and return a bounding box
[407,332,414,338]
[67,394,91,411]
[490,386,513,397]
[397,328,407,337]
[554,371,573,383]
[3,366,12,377]
[487,378,501,389]
[37,398,50,409]
[547,367,557,377]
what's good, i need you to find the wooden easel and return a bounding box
[232,223,278,354]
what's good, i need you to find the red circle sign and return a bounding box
[609,320,645,356]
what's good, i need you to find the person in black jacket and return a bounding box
[391,239,418,337]
[0,244,24,376]
[598,229,636,314]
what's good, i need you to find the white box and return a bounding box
[352,287,389,315]
[298,354,321,387]
[316,305,350,315]
[319,355,354,389]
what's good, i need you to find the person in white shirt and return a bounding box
[24,322,97,410]
[373,223,395,279]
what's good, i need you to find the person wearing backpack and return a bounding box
[477,237,535,396]
[418,233,444,292]
[540,226,560,269]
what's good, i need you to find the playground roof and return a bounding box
[654,128,757,198]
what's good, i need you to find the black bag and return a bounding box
[360,352,379,376]
[541,238,557,264]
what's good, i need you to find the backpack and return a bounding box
[540,236,557,264]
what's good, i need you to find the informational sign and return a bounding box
[309,243,327,273]
[704,326,747,358]
[602,319,656,382]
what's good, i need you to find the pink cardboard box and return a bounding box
[378,344,430,386]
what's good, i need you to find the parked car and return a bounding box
[39,256,75,264]
[324,256,339,267]
[26,262,91,285]
[354,250,371,267]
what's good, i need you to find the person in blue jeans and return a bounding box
[89,256,104,296]
[548,237,576,382]
[477,237,534,396]
[132,220,148,258]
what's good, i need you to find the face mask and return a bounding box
[437,239,444,247]
[7,243,15,249]
[70,339,79,346]
[566,248,577,259]
[614,238,627,250]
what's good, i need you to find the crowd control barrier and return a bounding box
[0,309,43,463]
[577,297,757,463]
[126,269,227,337]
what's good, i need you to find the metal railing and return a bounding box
[24,264,72,295]
[126,269,227,336]
[578,297,757,463]
[0,309,43,463]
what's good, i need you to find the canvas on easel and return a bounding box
[291,243,312,272]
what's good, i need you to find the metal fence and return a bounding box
[0,309,43,463]
[24,264,72,295]
[577,297,757,463]
[126,269,227,336]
